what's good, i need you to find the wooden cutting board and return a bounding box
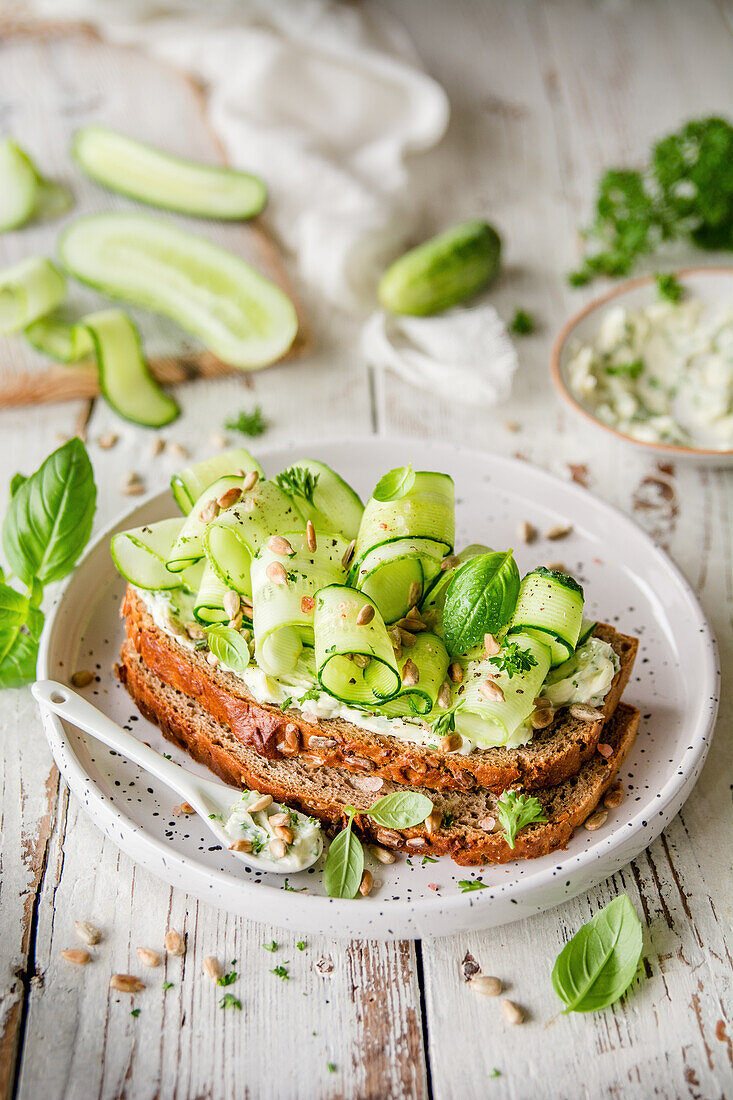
[0,21,308,408]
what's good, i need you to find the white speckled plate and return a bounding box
[36,438,719,939]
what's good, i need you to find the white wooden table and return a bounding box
[1,3,731,1097]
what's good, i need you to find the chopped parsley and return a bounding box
[570,117,733,284]
[219,993,242,1010]
[162,981,174,991]
[263,941,278,952]
[130,1008,141,1017]
[509,309,536,336]
[490,1068,502,1078]
[217,970,238,987]
[421,855,437,866]
[297,941,307,951]
[496,790,547,848]
[270,964,290,980]
[430,708,456,738]
[299,687,321,703]
[491,642,538,679]
[327,1063,336,1074]
[162,753,172,760]
[605,358,644,380]
[274,465,320,504]
[282,879,297,892]
[225,406,267,438]
[655,272,684,303]
[442,812,454,828]
[457,878,489,892]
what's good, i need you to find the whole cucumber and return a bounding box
[378,219,501,316]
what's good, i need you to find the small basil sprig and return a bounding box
[552,896,643,1013]
[0,439,96,689]
[372,464,415,503]
[366,791,433,829]
[205,626,251,673]
[442,550,520,657]
[323,807,364,899]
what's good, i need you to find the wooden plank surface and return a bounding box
[2,2,731,1098]
[0,22,307,409]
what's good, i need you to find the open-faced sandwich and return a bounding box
[112,450,639,887]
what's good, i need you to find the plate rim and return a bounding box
[550,265,733,459]
[36,436,720,936]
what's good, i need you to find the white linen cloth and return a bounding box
[18,0,517,406]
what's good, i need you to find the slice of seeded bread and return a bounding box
[122,586,638,794]
[118,641,640,867]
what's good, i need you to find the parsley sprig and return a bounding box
[457,878,489,892]
[225,406,268,437]
[496,790,547,849]
[490,642,538,679]
[570,116,733,284]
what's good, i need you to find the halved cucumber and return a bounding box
[73,126,267,220]
[82,309,179,427]
[0,139,71,231]
[0,257,66,334]
[507,567,585,666]
[274,459,363,540]
[167,475,243,572]
[59,213,298,369]
[111,518,203,592]
[171,449,264,515]
[0,139,38,231]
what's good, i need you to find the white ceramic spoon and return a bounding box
[32,680,323,874]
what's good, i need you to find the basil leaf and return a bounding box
[3,438,96,586]
[442,550,520,656]
[367,790,433,829]
[324,812,364,899]
[552,896,643,1013]
[9,473,26,497]
[0,589,43,688]
[372,465,415,503]
[205,626,250,673]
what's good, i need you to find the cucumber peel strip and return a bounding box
[73,125,267,220]
[59,213,298,369]
[0,257,66,334]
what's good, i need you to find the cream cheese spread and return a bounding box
[566,299,733,450]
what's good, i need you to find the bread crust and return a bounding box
[118,643,640,867]
[122,586,638,794]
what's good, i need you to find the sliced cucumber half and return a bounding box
[82,309,179,427]
[111,519,203,592]
[25,312,94,363]
[59,213,298,369]
[73,126,267,220]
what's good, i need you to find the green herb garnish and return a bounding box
[430,709,456,739]
[225,406,267,437]
[324,807,364,899]
[130,1008,140,1017]
[163,981,174,991]
[218,970,238,987]
[297,941,307,951]
[270,964,290,981]
[274,465,320,504]
[655,272,684,303]
[219,993,242,1010]
[605,359,644,380]
[509,309,536,335]
[0,439,96,687]
[367,791,433,830]
[570,116,733,284]
[327,1063,336,1074]
[495,790,547,848]
[263,941,278,952]
[372,464,415,503]
[457,878,489,892]
[421,855,437,866]
[442,550,520,657]
[552,896,643,1012]
[491,642,539,679]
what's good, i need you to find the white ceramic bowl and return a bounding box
[551,267,733,466]
[35,438,720,939]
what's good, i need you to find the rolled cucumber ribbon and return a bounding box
[315,585,401,706]
[203,480,305,598]
[250,530,348,679]
[507,567,584,666]
[351,470,455,623]
[111,517,204,593]
[0,257,65,334]
[452,632,552,747]
[377,631,450,716]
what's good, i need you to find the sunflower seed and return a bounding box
[61,948,91,965]
[217,487,242,510]
[471,975,502,997]
[448,661,464,684]
[110,973,145,993]
[359,870,373,897]
[342,539,356,568]
[569,703,603,722]
[369,844,395,864]
[502,999,525,1024]
[484,633,500,657]
[70,669,94,688]
[266,561,288,585]
[401,659,419,686]
[545,523,573,541]
[356,603,375,626]
[203,956,223,981]
[479,679,504,702]
[584,809,608,831]
[517,520,537,544]
[137,947,162,968]
[75,920,101,946]
[164,930,185,956]
[248,794,273,813]
[603,781,624,809]
[230,838,253,852]
[97,432,119,450]
[306,520,317,552]
[242,470,259,492]
[268,535,295,556]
